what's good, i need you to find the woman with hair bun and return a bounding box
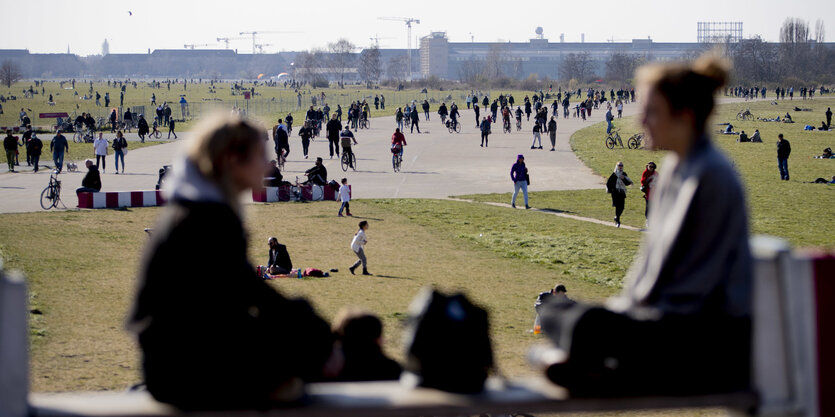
[129,114,335,410]
[538,53,753,397]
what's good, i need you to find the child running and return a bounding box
[338,178,352,217]
[349,221,371,275]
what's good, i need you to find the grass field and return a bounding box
[460,97,835,247]
[0,139,169,166]
[1,81,552,131]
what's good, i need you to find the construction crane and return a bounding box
[239,31,300,54]
[184,43,216,50]
[254,43,273,54]
[216,36,247,49]
[369,34,395,48]
[377,17,420,80]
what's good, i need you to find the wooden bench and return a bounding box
[1,237,832,417]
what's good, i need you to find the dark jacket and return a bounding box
[777,139,791,159]
[268,244,293,272]
[82,166,102,191]
[3,135,17,151]
[128,200,333,410]
[510,161,527,182]
[138,118,149,135]
[112,137,127,152]
[274,128,289,151]
[27,137,43,156]
[299,127,313,140]
[326,119,342,140]
[606,172,632,196]
[305,164,327,186]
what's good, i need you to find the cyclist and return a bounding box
[285,113,294,134]
[437,102,448,124]
[502,106,511,132]
[340,124,357,169]
[449,102,460,130]
[391,128,407,166]
[515,106,523,129]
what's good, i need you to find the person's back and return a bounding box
[81,163,102,191]
[333,310,401,382]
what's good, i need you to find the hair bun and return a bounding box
[692,53,729,92]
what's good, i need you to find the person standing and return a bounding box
[124,107,133,133]
[473,103,480,128]
[93,132,108,173]
[326,114,341,159]
[21,125,33,166]
[422,100,430,121]
[168,119,178,139]
[826,107,832,130]
[510,154,530,209]
[299,121,313,159]
[480,117,491,147]
[50,130,69,173]
[338,178,352,217]
[777,133,791,180]
[606,107,615,134]
[27,133,43,172]
[274,120,289,160]
[531,121,543,150]
[547,117,557,151]
[640,161,658,223]
[349,221,371,275]
[113,130,127,174]
[606,161,632,227]
[4,131,18,172]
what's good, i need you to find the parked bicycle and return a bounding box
[605,129,624,149]
[627,133,645,149]
[40,170,63,210]
[736,109,754,121]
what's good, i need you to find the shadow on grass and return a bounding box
[373,274,412,280]
[538,207,578,215]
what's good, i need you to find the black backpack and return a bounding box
[404,289,494,394]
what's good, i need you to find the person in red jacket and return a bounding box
[640,161,659,223]
[391,128,407,166]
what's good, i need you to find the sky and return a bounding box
[1,0,832,55]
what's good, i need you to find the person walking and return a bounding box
[777,133,791,180]
[531,121,543,150]
[273,120,290,160]
[547,117,557,151]
[27,133,43,172]
[480,117,491,147]
[50,130,69,173]
[113,130,127,174]
[299,121,313,159]
[473,103,480,128]
[422,100,430,121]
[137,115,149,143]
[4,131,18,172]
[326,114,341,159]
[510,154,530,209]
[168,118,178,139]
[349,221,371,275]
[606,161,632,227]
[410,107,420,133]
[606,107,615,134]
[640,161,658,224]
[93,132,108,173]
[338,178,352,217]
[124,107,133,133]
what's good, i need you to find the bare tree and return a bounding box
[1,60,22,88]
[605,52,644,82]
[458,58,481,84]
[296,49,327,85]
[779,18,812,80]
[386,55,409,81]
[357,45,382,86]
[560,52,594,82]
[730,36,780,83]
[327,39,356,88]
[484,44,509,78]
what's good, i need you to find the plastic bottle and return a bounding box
[297,269,302,279]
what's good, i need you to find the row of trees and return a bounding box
[294,38,409,87]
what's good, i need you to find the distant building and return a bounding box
[102,39,109,56]
[420,32,449,79]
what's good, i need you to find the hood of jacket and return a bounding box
[165,157,226,204]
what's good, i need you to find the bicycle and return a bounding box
[73,125,94,143]
[736,109,754,121]
[151,126,162,139]
[605,129,624,149]
[516,118,522,132]
[445,119,461,133]
[503,118,511,134]
[360,118,370,129]
[392,145,403,172]
[627,133,644,149]
[40,170,63,210]
[341,150,357,172]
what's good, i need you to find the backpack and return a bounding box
[404,288,493,394]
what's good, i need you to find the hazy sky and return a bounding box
[1,0,831,55]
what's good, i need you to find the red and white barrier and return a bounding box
[77,191,166,209]
[252,185,348,203]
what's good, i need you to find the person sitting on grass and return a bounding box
[76,160,102,194]
[331,308,402,382]
[723,123,735,134]
[267,237,293,275]
[750,129,762,143]
[737,130,749,142]
[128,114,336,410]
[783,112,793,123]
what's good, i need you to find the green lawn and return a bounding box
[0,198,640,392]
[460,97,835,248]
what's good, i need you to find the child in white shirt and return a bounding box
[338,177,352,217]
[349,221,370,275]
